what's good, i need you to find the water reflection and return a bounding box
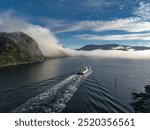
[1,57,150,112]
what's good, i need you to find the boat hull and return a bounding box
[77,73,84,75]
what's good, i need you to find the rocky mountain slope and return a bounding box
[78,44,150,51]
[0,32,45,67]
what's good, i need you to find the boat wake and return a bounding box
[12,72,91,113]
[11,68,133,113]
[62,76,134,113]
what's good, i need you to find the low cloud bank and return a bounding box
[80,49,150,59]
[0,12,150,59]
[0,11,76,57]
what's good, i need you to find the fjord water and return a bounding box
[0,57,150,112]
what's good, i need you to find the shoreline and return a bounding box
[0,62,40,69]
[0,56,73,69]
[0,60,45,69]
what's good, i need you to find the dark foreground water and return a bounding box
[0,57,150,113]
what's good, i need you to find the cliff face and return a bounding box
[0,32,45,66]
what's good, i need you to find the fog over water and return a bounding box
[1,12,150,59]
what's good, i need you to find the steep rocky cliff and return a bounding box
[0,32,45,67]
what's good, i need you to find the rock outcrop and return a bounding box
[0,32,45,67]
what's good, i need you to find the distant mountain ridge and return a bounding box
[78,44,150,51]
[0,32,45,67]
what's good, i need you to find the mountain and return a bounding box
[0,32,45,67]
[78,44,150,51]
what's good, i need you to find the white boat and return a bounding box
[77,65,92,75]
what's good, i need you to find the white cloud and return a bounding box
[0,11,77,57]
[83,0,114,8]
[134,2,150,21]
[33,1,150,44]
[47,2,150,34]
[49,18,150,34]
[112,46,131,50]
[92,19,150,33]
[75,33,150,41]
[1,11,150,59]
[81,49,150,59]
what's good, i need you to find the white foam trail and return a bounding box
[12,74,87,113]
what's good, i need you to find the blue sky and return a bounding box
[0,0,150,48]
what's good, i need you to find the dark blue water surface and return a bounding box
[0,57,150,113]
